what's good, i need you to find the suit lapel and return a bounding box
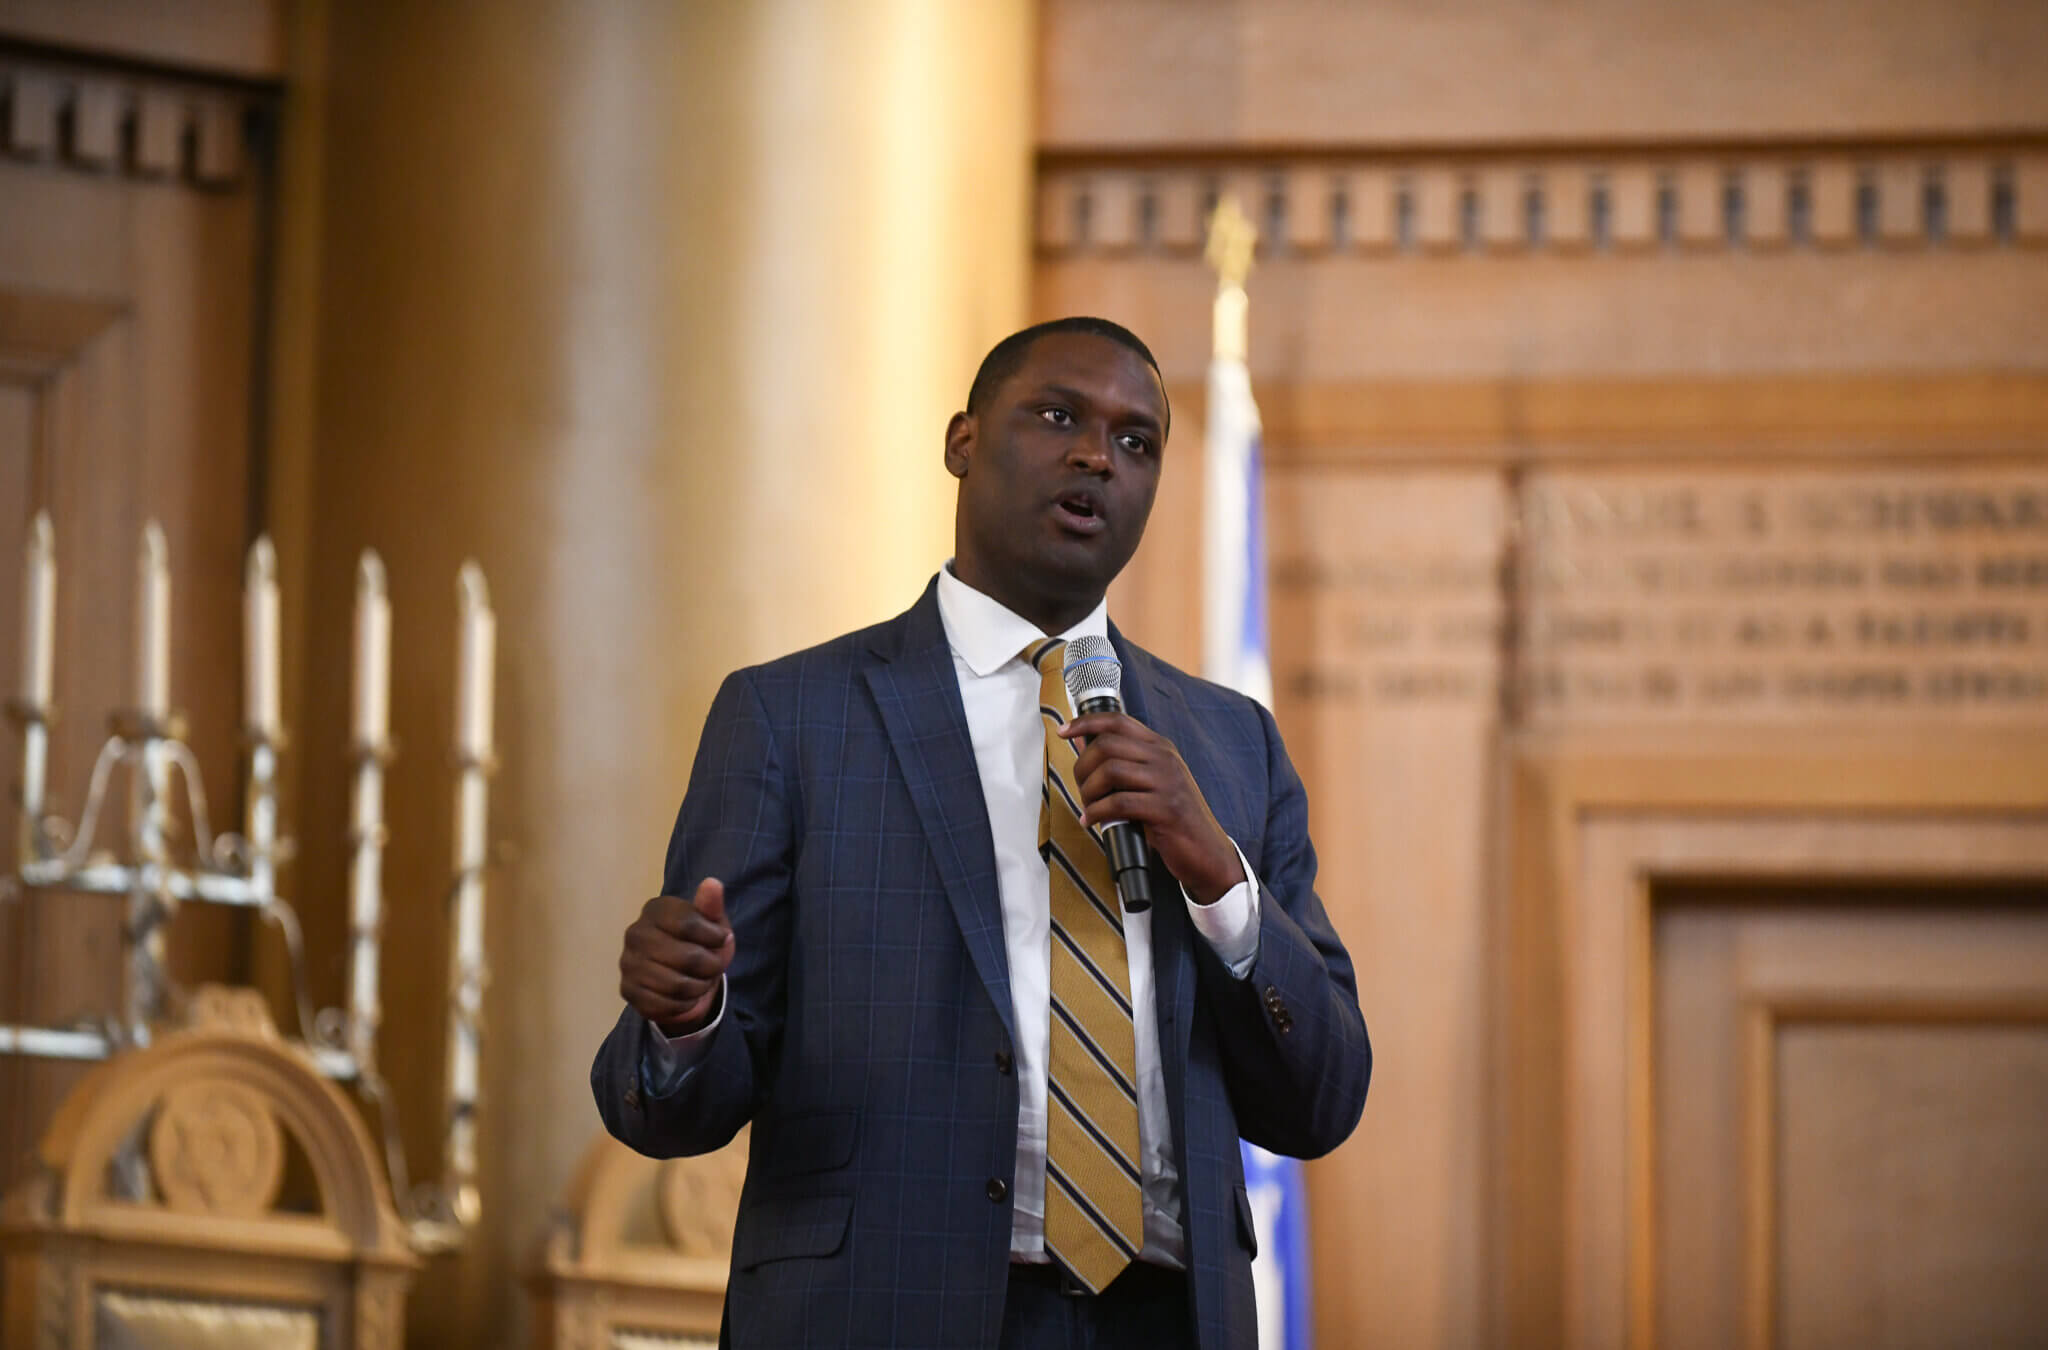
[865,582,1015,1043]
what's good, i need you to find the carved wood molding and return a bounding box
[0,54,263,187]
[2,986,413,1263]
[527,1132,748,1349]
[1038,143,2048,258]
[1170,372,2048,463]
[0,291,126,381]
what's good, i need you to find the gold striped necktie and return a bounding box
[1025,637,1144,1292]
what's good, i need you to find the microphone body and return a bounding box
[1062,636,1154,914]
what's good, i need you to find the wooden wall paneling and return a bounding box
[1038,172,1084,253]
[1340,167,1396,255]
[1659,900,2048,1350]
[1412,166,1460,253]
[0,55,271,1200]
[1036,0,2048,152]
[1261,470,1510,1350]
[69,80,120,167]
[1246,373,2048,464]
[1945,156,1995,245]
[1608,165,1658,251]
[1515,462,2048,728]
[1283,164,1331,255]
[1089,170,1140,253]
[1037,248,2048,390]
[2018,153,2048,244]
[1742,160,1790,249]
[192,94,247,185]
[1152,170,1207,252]
[1478,165,1525,254]
[1806,160,1858,248]
[135,89,186,178]
[0,280,139,1206]
[1675,162,1722,250]
[1508,752,2048,1348]
[0,0,287,80]
[1546,164,1593,252]
[1875,157,1923,247]
[1759,1005,2048,1350]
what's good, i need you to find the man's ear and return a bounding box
[943,411,974,480]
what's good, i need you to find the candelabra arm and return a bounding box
[124,723,176,1046]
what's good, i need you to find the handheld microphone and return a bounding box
[1062,635,1154,914]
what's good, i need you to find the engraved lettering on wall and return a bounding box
[1517,469,2048,722]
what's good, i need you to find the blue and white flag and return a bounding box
[1203,328,1311,1350]
[1201,353,1272,709]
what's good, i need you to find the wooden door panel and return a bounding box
[1777,1021,2048,1350]
[1655,886,2048,1350]
[1554,808,2048,1350]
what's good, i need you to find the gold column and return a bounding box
[273,2,1033,1342]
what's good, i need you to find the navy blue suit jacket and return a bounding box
[593,580,1369,1349]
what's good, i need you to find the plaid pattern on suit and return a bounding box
[592,579,1370,1349]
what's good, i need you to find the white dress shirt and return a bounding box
[644,566,1263,1268]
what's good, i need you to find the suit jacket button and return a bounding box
[987,1178,1008,1203]
[624,1085,643,1111]
[994,1050,1014,1075]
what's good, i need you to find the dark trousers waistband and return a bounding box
[1007,1259,1188,1300]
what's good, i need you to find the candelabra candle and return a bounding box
[0,527,507,1253]
[22,511,54,709]
[347,550,391,1065]
[244,537,281,740]
[353,551,390,747]
[444,561,494,1226]
[16,511,54,864]
[136,523,170,722]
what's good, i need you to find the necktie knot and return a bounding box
[1024,637,1066,678]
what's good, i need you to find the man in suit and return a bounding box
[593,317,1369,1349]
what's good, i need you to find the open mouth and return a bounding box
[1053,490,1107,534]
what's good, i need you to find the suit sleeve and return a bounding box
[591,667,794,1158]
[1194,699,1370,1159]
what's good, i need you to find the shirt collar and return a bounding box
[934,562,1110,679]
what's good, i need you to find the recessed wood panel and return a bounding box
[1655,890,2048,1350]
[1777,1020,2048,1350]
[1262,469,1507,1350]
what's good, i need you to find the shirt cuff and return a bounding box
[1182,839,1261,978]
[638,976,726,1098]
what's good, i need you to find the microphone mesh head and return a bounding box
[1063,634,1123,707]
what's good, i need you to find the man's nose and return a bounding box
[1066,426,1113,473]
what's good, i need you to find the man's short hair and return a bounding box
[965,317,1168,432]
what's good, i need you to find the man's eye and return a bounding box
[1040,407,1074,425]
[1118,434,1152,455]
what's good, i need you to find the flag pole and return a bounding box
[1205,196,1310,1350]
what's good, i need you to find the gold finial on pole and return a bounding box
[1205,194,1258,362]
[1205,193,1258,288]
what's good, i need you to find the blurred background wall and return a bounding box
[0,1,2043,1346]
